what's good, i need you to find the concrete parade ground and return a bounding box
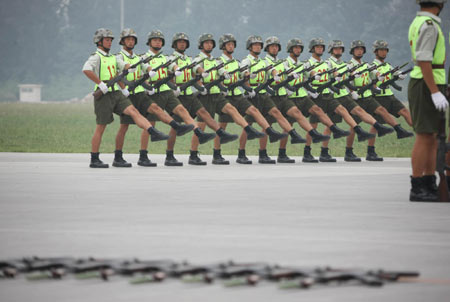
[0,152,450,302]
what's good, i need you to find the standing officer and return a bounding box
[82,28,169,168]
[408,0,448,201]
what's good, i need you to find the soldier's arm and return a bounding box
[416,22,440,94]
[82,54,101,84]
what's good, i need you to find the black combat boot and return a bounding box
[344,147,361,162]
[236,149,252,164]
[302,146,318,163]
[266,127,289,143]
[277,148,295,163]
[330,124,350,139]
[410,176,438,202]
[165,150,183,166]
[148,126,170,142]
[169,120,194,136]
[212,149,230,165]
[422,175,438,195]
[319,147,336,162]
[245,125,266,140]
[258,149,276,164]
[112,150,132,167]
[308,129,330,143]
[188,150,206,166]
[373,122,394,137]
[394,124,414,139]
[354,125,376,142]
[137,150,157,167]
[216,128,238,144]
[289,129,307,144]
[194,128,216,144]
[89,152,109,168]
[366,146,383,161]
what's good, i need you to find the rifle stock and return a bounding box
[436,112,449,202]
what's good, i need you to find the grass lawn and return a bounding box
[0,102,414,157]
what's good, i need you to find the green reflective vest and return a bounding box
[147,52,170,92]
[174,55,193,96]
[286,58,307,98]
[351,59,372,98]
[200,56,220,94]
[247,55,268,94]
[220,56,242,96]
[408,15,446,85]
[308,58,330,94]
[95,51,119,92]
[327,58,349,98]
[265,56,287,96]
[373,60,393,97]
[119,50,144,94]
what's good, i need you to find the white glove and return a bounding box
[286,89,294,96]
[378,75,386,82]
[173,87,181,97]
[221,91,228,97]
[314,74,322,81]
[174,69,182,77]
[308,90,319,99]
[335,76,343,82]
[127,67,136,74]
[98,82,108,94]
[201,72,209,78]
[200,87,208,95]
[223,71,231,80]
[289,72,300,79]
[431,91,449,112]
[398,74,407,80]
[146,88,155,95]
[248,89,256,98]
[148,70,157,78]
[352,72,361,78]
[249,73,257,79]
[351,91,359,100]
[274,74,282,82]
[121,88,130,97]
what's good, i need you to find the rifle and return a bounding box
[334,63,366,90]
[436,111,449,202]
[226,62,259,94]
[378,67,413,91]
[93,54,157,100]
[250,64,275,94]
[272,61,323,92]
[355,62,388,95]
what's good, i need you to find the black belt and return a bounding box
[432,64,445,69]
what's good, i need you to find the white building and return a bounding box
[18,84,42,102]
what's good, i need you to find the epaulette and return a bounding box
[426,19,433,26]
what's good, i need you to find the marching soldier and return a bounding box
[212,33,288,165]
[82,28,169,168]
[114,28,194,167]
[189,33,266,165]
[302,38,375,163]
[345,40,414,161]
[143,30,217,166]
[165,32,238,166]
[408,0,448,201]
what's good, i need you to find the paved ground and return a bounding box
[0,152,449,302]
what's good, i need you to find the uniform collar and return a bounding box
[121,48,135,58]
[373,58,384,65]
[287,56,298,65]
[221,53,233,61]
[147,49,162,57]
[351,57,362,65]
[309,56,321,63]
[199,51,212,59]
[265,54,278,62]
[329,55,342,64]
[96,48,110,56]
[417,11,441,24]
[173,50,186,59]
[248,53,259,61]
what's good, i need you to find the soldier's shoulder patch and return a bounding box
[426,19,433,26]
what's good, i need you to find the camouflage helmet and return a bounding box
[198,33,216,49]
[172,32,190,49]
[308,38,326,53]
[350,40,366,54]
[219,33,237,50]
[93,28,114,44]
[246,35,264,50]
[416,0,446,3]
[119,28,138,45]
[146,30,165,46]
[264,36,281,52]
[327,40,345,53]
[372,40,389,52]
[286,38,304,53]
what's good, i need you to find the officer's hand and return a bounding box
[308,91,319,99]
[174,69,182,77]
[289,72,300,79]
[314,74,322,81]
[127,67,136,74]
[223,71,231,80]
[431,92,449,112]
[148,70,157,78]
[98,82,109,94]
[398,74,407,80]
[121,88,130,97]
[249,73,257,79]
[146,88,155,95]
[274,74,282,82]
[200,87,208,95]
[201,72,209,78]
[351,91,359,100]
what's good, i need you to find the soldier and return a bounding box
[211,33,288,165]
[319,40,395,162]
[263,36,349,164]
[165,32,238,166]
[189,33,266,165]
[82,28,169,168]
[237,35,329,164]
[345,40,414,161]
[302,38,375,163]
[143,30,217,166]
[408,0,448,201]
[114,28,194,167]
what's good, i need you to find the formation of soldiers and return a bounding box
[82,28,414,168]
